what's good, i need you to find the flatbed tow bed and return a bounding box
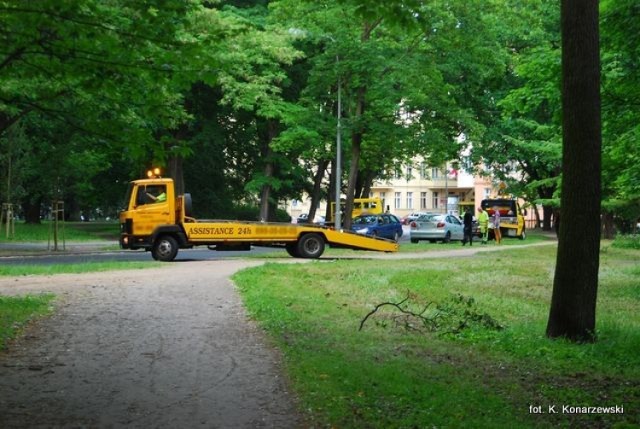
[119,177,398,261]
[181,219,398,257]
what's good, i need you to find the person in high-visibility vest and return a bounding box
[146,187,167,203]
[477,207,489,244]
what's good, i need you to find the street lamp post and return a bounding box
[444,162,448,214]
[334,56,342,230]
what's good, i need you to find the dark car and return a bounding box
[351,213,403,242]
[296,213,325,225]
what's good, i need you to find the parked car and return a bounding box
[351,213,403,242]
[409,213,464,243]
[296,213,325,225]
[401,212,429,225]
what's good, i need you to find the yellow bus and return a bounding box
[329,198,383,222]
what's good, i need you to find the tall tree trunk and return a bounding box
[344,86,366,230]
[259,120,278,221]
[542,205,553,230]
[553,208,561,237]
[344,130,362,230]
[259,153,274,222]
[354,170,364,199]
[533,205,541,229]
[601,211,615,239]
[343,21,378,230]
[537,185,556,231]
[547,0,601,342]
[361,170,375,198]
[168,154,184,196]
[23,199,42,224]
[308,159,329,222]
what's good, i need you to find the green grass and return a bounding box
[0,294,55,350]
[0,221,120,242]
[0,261,161,277]
[233,243,639,428]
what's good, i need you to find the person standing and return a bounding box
[492,206,502,244]
[462,208,474,246]
[477,207,489,244]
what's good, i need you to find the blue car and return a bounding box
[351,214,403,242]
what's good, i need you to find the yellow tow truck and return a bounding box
[119,175,398,261]
[481,198,526,240]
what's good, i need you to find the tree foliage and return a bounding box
[0,0,636,237]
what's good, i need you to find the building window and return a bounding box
[406,192,413,209]
[432,191,439,209]
[420,162,427,179]
[394,192,401,209]
[379,192,386,212]
[420,192,427,209]
[431,168,439,179]
[406,165,413,180]
[484,187,491,199]
[394,168,402,179]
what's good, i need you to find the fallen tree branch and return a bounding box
[359,294,438,331]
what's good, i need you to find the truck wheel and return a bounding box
[285,243,300,258]
[443,231,451,243]
[152,235,179,262]
[297,233,325,259]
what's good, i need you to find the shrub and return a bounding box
[611,234,640,249]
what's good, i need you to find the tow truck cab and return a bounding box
[119,178,190,251]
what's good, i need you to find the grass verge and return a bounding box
[0,221,119,242]
[0,261,161,277]
[234,243,639,428]
[0,294,55,350]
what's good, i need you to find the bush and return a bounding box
[611,234,640,249]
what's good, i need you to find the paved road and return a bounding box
[0,243,280,265]
[0,227,413,265]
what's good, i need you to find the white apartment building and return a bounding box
[285,160,497,221]
[370,163,493,217]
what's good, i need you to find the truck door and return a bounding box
[131,183,173,235]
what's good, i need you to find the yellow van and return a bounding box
[329,198,383,222]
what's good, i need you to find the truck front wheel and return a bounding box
[296,233,325,259]
[152,235,179,262]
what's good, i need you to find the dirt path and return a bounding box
[0,260,302,428]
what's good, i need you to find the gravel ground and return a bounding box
[0,260,303,428]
